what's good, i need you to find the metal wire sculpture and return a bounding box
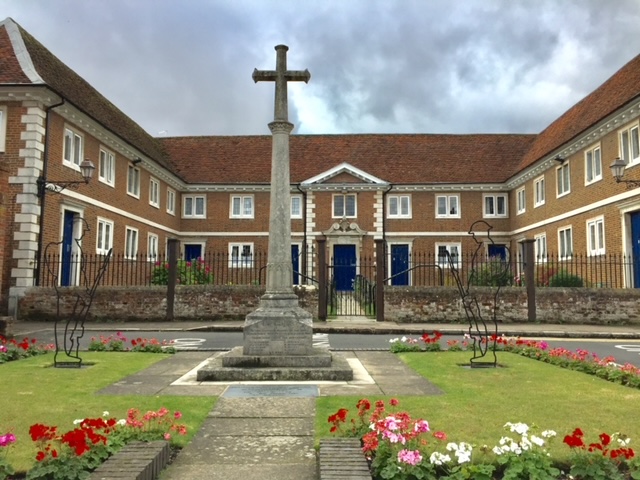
[447,220,510,368]
[43,217,112,368]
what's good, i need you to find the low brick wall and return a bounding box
[90,440,170,480]
[17,285,318,322]
[319,438,371,479]
[384,286,640,325]
[15,285,640,325]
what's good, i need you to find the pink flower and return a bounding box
[398,449,422,465]
[174,411,183,420]
[164,433,171,441]
[414,420,430,433]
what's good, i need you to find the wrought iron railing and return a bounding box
[38,250,637,289]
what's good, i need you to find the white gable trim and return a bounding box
[301,162,389,186]
[2,18,44,84]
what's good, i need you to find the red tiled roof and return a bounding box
[0,18,177,174]
[160,134,537,185]
[520,53,640,170]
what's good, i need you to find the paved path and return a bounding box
[96,349,442,480]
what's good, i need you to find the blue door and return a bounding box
[390,244,409,286]
[631,212,640,287]
[488,244,507,260]
[334,245,356,291]
[61,211,75,286]
[184,244,202,261]
[292,244,300,284]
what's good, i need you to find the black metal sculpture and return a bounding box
[43,218,112,368]
[447,220,510,368]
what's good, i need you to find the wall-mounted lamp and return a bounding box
[132,157,143,165]
[610,156,640,188]
[36,159,96,198]
[555,155,565,163]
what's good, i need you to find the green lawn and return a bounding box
[315,351,640,460]
[0,352,215,473]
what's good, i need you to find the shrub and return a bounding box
[549,270,584,287]
[470,256,512,287]
[151,258,213,285]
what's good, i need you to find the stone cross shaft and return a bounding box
[253,45,310,295]
[252,44,310,122]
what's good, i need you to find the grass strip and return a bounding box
[315,351,640,460]
[0,352,215,472]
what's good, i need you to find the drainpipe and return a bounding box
[295,184,307,283]
[34,98,65,286]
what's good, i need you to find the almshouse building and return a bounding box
[2,17,640,316]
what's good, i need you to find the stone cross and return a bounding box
[252,45,310,295]
[252,44,310,122]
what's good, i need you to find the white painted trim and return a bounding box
[2,18,44,83]
[302,162,388,186]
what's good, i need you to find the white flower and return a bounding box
[429,452,451,465]
[616,436,631,446]
[117,419,126,426]
[541,430,557,438]
[531,435,545,447]
[504,422,529,435]
[73,419,84,425]
[493,446,505,455]
[499,436,513,445]
[401,336,408,342]
[389,338,399,343]
[102,411,110,417]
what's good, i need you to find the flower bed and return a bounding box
[0,408,186,480]
[88,333,176,353]
[389,333,640,389]
[328,398,640,480]
[0,336,53,364]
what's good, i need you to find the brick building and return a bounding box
[1,17,640,315]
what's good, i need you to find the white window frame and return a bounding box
[584,144,602,185]
[96,217,114,255]
[516,187,526,215]
[556,162,570,197]
[0,106,7,153]
[387,194,412,218]
[534,176,545,207]
[230,195,254,219]
[229,242,254,268]
[127,164,140,198]
[147,233,159,262]
[332,193,357,218]
[483,194,508,218]
[149,178,160,208]
[166,188,176,215]
[183,195,206,218]
[291,194,303,219]
[587,216,605,256]
[125,226,139,259]
[435,195,460,218]
[619,122,640,166]
[534,233,547,263]
[436,243,461,268]
[98,147,115,187]
[558,226,573,260]
[63,126,83,169]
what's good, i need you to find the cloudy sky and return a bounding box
[4,1,640,137]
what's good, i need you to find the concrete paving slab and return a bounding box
[205,417,314,436]
[166,433,316,464]
[209,397,316,418]
[160,462,317,480]
[159,385,227,396]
